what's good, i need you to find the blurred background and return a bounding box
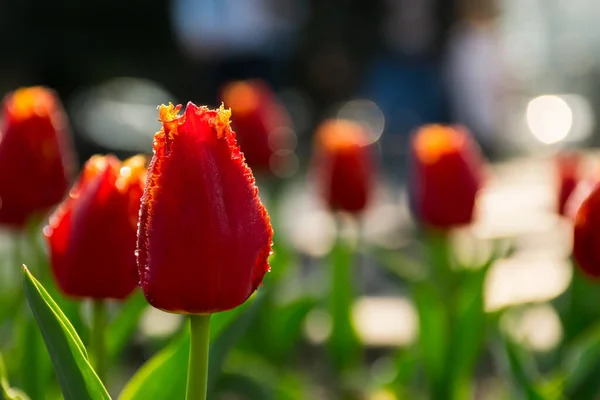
[4,0,599,164]
[3,0,600,398]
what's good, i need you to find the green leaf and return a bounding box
[556,263,600,346]
[22,266,110,400]
[497,335,549,400]
[389,348,418,393]
[561,320,600,398]
[45,285,88,345]
[244,291,316,365]
[13,312,51,400]
[107,291,147,361]
[119,295,262,400]
[328,238,361,371]
[263,297,316,362]
[0,352,30,400]
[208,295,264,392]
[219,351,309,400]
[117,330,189,400]
[241,237,306,364]
[217,372,274,400]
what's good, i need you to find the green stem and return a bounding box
[186,314,211,400]
[329,232,361,373]
[91,300,107,382]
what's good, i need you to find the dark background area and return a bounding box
[0,0,463,165]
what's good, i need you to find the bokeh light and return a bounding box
[526,95,573,145]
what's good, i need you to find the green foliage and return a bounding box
[22,266,110,400]
[119,295,262,400]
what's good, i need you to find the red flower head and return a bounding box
[137,103,273,314]
[409,124,483,229]
[0,87,75,227]
[312,119,374,214]
[556,152,581,216]
[45,155,145,300]
[220,80,293,174]
[573,183,600,278]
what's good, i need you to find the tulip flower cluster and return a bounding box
[0,86,274,400]
[4,82,600,400]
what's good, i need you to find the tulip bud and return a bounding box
[573,183,600,278]
[45,155,145,299]
[556,152,581,216]
[409,124,483,229]
[137,103,273,314]
[220,80,293,174]
[0,87,75,227]
[311,119,374,214]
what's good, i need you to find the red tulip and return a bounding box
[220,80,293,173]
[556,152,581,216]
[312,119,374,214]
[565,177,597,221]
[137,103,273,314]
[573,183,600,278]
[0,87,75,227]
[410,124,483,229]
[45,155,145,299]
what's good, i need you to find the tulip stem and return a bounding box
[186,314,211,400]
[329,233,361,372]
[91,300,107,383]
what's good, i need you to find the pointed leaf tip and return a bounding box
[22,264,110,399]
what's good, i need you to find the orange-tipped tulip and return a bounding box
[573,183,600,278]
[556,152,581,216]
[137,103,273,314]
[45,155,145,299]
[312,119,374,214]
[221,80,293,173]
[409,124,483,229]
[0,87,75,227]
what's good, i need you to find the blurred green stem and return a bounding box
[329,232,361,372]
[91,300,107,382]
[425,229,453,289]
[422,229,453,399]
[186,314,211,400]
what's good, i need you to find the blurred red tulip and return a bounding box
[221,80,293,174]
[556,152,581,216]
[46,155,145,299]
[137,103,273,314]
[0,87,75,227]
[410,124,483,229]
[573,183,600,278]
[564,177,597,221]
[312,119,374,214]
